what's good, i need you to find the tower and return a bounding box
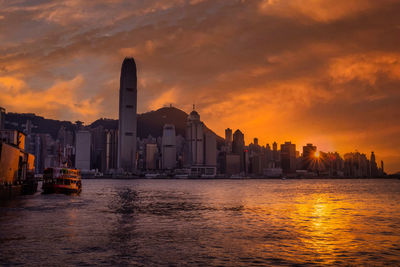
[118,57,137,172]
[302,143,317,171]
[162,124,177,169]
[186,107,204,166]
[225,128,232,152]
[232,129,245,172]
[281,141,296,173]
[370,151,378,177]
[204,131,217,166]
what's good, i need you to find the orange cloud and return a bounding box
[329,53,400,85]
[259,0,394,22]
[149,87,180,111]
[0,75,102,122]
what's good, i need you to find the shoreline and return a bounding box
[81,176,398,180]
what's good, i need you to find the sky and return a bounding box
[0,0,400,173]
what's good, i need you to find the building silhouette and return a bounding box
[75,130,91,171]
[106,129,118,171]
[162,124,176,169]
[302,143,317,171]
[280,141,296,173]
[204,131,217,166]
[186,107,204,166]
[118,57,137,172]
[232,129,245,172]
[146,143,158,170]
[370,151,378,177]
[225,128,232,153]
[91,126,106,173]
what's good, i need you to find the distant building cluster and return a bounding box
[0,57,387,178]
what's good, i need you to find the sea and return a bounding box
[1,179,400,266]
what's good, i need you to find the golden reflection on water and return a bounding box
[230,184,400,265]
[292,193,356,264]
[65,205,78,241]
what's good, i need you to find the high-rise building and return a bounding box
[0,106,5,130]
[265,143,273,167]
[302,143,317,171]
[226,154,241,175]
[146,143,158,170]
[344,152,369,177]
[370,151,378,177]
[254,138,258,146]
[225,128,232,152]
[204,131,217,166]
[75,130,91,171]
[106,129,118,171]
[91,126,106,173]
[280,141,296,173]
[33,134,42,174]
[232,129,245,172]
[118,57,137,172]
[272,141,280,165]
[186,107,204,166]
[162,124,176,169]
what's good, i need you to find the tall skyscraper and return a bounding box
[106,129,118,171]
[186,107,204,166]
[370,151,378,177]
[0,106,5,130]
[302,143,317,170]
[90,126,106,173]
[162,124,176,169]
[118,57,137,172]
[253,138,258,146]
[225,128,232,152]
[146,143,158,170]
[280,141,296,173]
[232,129,245,172]
[205,131,217,166]
[75,130,91,171]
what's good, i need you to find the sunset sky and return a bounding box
[1,0,400,173]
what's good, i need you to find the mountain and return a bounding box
[4,112,76,139]
[90,107,224,144]
[4,107,224,144]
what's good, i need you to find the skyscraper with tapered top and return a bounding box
[186,105,204,166]
[118,57,137,172]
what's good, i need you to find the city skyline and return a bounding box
[1,1,400,172]
[0,99,394,174]
[0,103,390,176]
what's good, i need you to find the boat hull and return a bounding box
[42,183,81,194]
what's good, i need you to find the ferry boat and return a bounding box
[42,167,82,194]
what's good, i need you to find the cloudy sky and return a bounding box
[1,0,400,172]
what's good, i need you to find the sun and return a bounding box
[315,151,320,158]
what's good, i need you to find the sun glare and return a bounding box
[315,151,320,158]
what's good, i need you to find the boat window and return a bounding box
[64,179,70,185]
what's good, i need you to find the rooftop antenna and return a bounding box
[193,103,195,110]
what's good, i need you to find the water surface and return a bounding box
[1,179,400,266]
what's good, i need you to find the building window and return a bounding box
[126,105,133,108]
[126,87,134,91]
[125,132,133,136]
